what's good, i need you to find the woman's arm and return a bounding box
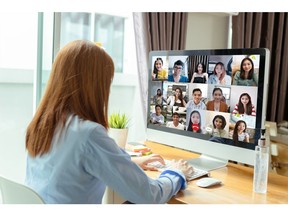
[190,72,195,83]
[205,73,208,84]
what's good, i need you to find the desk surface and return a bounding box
[144,141,288,204]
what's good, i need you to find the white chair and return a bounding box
[0,176,44,204]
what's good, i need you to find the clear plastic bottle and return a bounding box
[253,129,269,194]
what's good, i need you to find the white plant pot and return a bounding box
[108,128,128,149]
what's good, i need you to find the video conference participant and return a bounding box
[190,62,208,84]
[150,105,165,125]
[208,62,231,85]
[232,92,256,116]
[153,89,167,106]
[186,88,206,110]
[152,57,167,80]
[206,87,229,112]
[166,112,185,130]
[233,57,258,86]
[187,110,203,133]
[168,60,188,83]
[25,40,193,204]
[205,115,228,138]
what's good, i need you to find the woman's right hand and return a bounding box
[169,159,194,180]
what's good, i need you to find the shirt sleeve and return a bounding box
[82,125,186,204]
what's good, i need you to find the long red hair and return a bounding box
[26,40,114,157]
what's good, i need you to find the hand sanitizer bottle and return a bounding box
[253,129,269,194]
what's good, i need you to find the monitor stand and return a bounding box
[186,154,228,171]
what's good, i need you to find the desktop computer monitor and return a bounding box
[147,48,270,170]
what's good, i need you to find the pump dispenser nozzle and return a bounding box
[259,129,266,147]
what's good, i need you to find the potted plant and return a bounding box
[108,112,129,149]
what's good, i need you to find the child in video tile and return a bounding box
[187,110,202,133]
[232,93,256,116]
[233,120,249,143]
[205,115,228,138]
[166,112,185,130]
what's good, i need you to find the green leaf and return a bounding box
[108,112,129,129]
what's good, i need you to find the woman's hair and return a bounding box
[153,57,163,78]
[213,62,226,81]
[212,87,223,96]
[187,110,202,133]
[174,87,185,107]
[233,120,247,144]
[237,93,253,115]
[26,40,115,157]
[195,62,206,74]
[240,57,254,79]
[212,115,226,129]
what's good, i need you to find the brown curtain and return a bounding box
[186,55,209,81]
[146,12,188,50]
[133,12,188,120]
[232,13,288,122]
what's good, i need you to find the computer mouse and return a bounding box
[196,177,222,188]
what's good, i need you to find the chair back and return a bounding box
[0,176,44,204]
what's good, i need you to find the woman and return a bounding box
[205,115,228,138]
[233,57,258,86]
[206,88,229,112]
[208,62,231,85]
[152,57,167,80]
[233,120,250,144]
[232,93,256,116]
[25,40,192,204]
[166,87,187,107]
[190,62,208,84]
[187,110,202,133]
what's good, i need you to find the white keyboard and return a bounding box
[148,159,209,181]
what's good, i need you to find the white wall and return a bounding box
[186,13,230,49]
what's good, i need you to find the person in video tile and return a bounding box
[186,88,206,110]
[233,57,258,86]
[205,115,228,138]
[166,112,185,130]
[152,57,167,80]
[208,62,231,85]
[153,89,167,106]
[190,62,208,84]
[168,60,188,83]
[206,87,229,112]
[150,105,165,125]
[187,110,202,133]
[232,93,256,116]
[233,120,249,143]
[167,87,186,107]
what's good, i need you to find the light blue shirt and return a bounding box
[25,115,186,204]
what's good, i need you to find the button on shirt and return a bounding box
[25,115,186,204]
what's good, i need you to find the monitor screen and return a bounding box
[147,48,270,169]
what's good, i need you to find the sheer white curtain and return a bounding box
[133,13,150,121]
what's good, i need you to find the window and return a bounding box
[59,12,125,72]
